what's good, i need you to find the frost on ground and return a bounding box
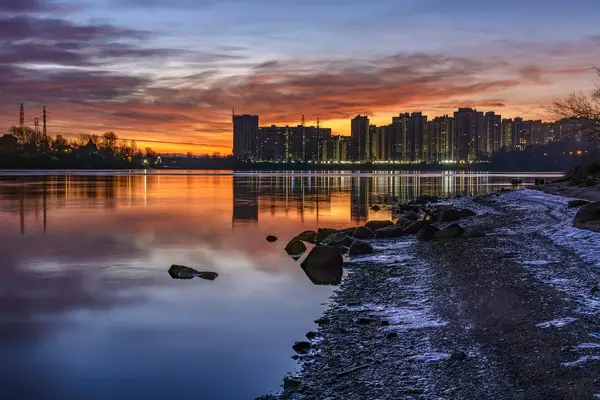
[536,317,578,328]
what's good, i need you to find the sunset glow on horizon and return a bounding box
[2,0,599,154]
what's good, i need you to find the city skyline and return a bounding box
[1,0,599,154]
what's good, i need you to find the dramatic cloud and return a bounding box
[0,0,597,154]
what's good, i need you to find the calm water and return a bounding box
[0,170,561,399]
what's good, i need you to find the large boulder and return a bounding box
[340,227,357,235]
[349,240,375,256]
[352,226,376,239]
[285,238,307,258]
[403,221,426,235]
[319,232,355,248]
[300,246,344,285]
[416,225,440,241]
[573,201,600,232]
[375,225,406,238]
[296,230,317,244]
[315,228,338,244]
[435,208,476,223]
[436,223,465,239]
[568,199,591,209]
[168,265,218,281]
[365,220,394,232]
[395,217,411,226]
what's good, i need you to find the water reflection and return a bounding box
[0,171,560,399]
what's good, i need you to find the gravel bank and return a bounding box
[268,189,600,400]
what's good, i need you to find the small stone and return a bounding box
[592,286,599,295]
[283,377,301,390]
[371,205,381,211]
[315,317,330,325]
[405,388,425,395]
[380,320,390,326]
[358,317,372,325]
[450,351,468,361]
[386,332,398,339]
[349,240,374,256]
[291,355,299,360]
[352,226,376,239]
[306,331,317,340]
[266,235,278,242]
[568,199,591,209]
[292,341,311,354]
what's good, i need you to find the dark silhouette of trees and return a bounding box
[550,67,600,144]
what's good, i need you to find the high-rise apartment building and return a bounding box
[428,116,455,162]
[454,108,482,161]
[407,112,427,162]
[232,114,259,159]
[351,115,370,162]
[501,118,513,150]
[484,112,502,155]
[390,113,409,161]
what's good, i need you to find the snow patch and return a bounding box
[408,352,451,363]
[562,356,600,367]
[536,317,578,328]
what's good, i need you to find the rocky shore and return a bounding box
[261,186,600,400]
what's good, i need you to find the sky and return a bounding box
[1,0,599,154]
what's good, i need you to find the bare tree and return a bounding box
[549,67,600,143]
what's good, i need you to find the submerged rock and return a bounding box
[568,199,591,209]
[285,238,307,258]
[352,226,376,239]
[168,265,218,281]
[365,220,394,232]
[296,230,317,244]
[416,225,440,241]
[266,235,278,243]
[573,201,600,232]
[300,246,344,285]
[436,223,465,239]
[349,240,374,256]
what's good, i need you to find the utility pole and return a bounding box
[19,103,24,128]
[42,106,47,137]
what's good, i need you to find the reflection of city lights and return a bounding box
[577,150,583,155]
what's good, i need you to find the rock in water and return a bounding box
[266,235,278,243]
[285,238,307,258]
[416,225,440,241]
[352,226,376,239]
[283,377,302,390]
[300,246,344,285]
[573,201,600,232]
[168,265,218,280]
[319,232,355,248]
[375,225,406,238]
[315,228,338,244]
[436,208,476,222]
[349,240,374,256]
[365,220,394,232]
[370,205,381,211]
[414,194,439,204]
[292,341,311,354]
[340,226,357,235]
[436,223,465,239]
[568,199,591,209]
[296,230,317,244]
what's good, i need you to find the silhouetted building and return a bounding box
[390,113,409,161]
[454,108,483,161]
[407,112,427,162]
[428,116,455,162]
[501,118,513,149]
[233,114,259,159]
[351,115,370,162]
[484,112,502,155]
